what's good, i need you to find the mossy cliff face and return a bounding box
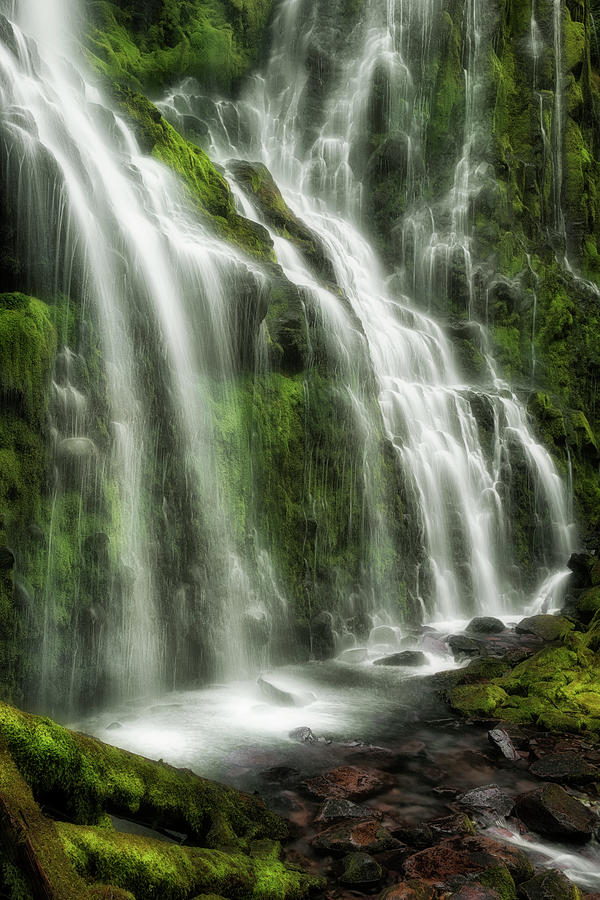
[356,0,600,543]
[0,701,322,899]
[85,0,274,95]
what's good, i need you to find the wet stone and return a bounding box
[373,651,427,667]
[303,765,394,800]
[466,617,506,634]
[338,647,369,663]
[380,882,438,899]
[519,869,583,899]
[456,784,514,819]
[515,614,572,642]
[403,835,533,885]
[339,851,383,886]
[289,726,317,743]
[312,819,402,855]
[448,635,482,659]
[316,798,378,823]
[488,727,521,761]
[529,751,598,784]
[514,783,597,841]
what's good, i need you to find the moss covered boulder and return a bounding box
[0,701,323,898]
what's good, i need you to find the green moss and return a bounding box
[0,701,287,843]
[450,684,509,716]
[86,0,274,95]
[0,293,56,423]
[111,87,276,263]
[478,864,517,900]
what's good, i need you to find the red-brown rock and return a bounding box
[380,881,439,899]
[312,819,402,855]
[303,765,394,799]
[403,835,534,885]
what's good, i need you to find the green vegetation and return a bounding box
[86,0,274,94]
[0,702,322,899]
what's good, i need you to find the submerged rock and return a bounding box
[338,647,368,663]
[303,765,394,800]
[514,783,597,840]
[374,651,427,667]
[257,676,316,707]
[380,882,438,899]
[467,617,506,634]
[288,726,317,743]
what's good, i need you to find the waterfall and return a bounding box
[0,0,578,709]
[0,0,288,706]
[161,0,575,622]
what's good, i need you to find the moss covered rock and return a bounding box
[0,701,322,898]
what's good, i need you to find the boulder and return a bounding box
[316,798,377,823]
[519,869,583,899]
[312,819,401,855]
[403,835,533,885]
[529,752,597,784]
[467,617,506,635]
[515,615,572,642]
[456,784,514,819]
[374,651,427,667]
[514,783,597,840]
[448,635,482,659]
[339,851,382,886]
[303,765,394,800]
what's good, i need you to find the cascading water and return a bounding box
[162,0,575,623]
[0,0,291,707]
[0,0,579,712]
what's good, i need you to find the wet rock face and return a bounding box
[514,783,598,840]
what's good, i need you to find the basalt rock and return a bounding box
[519,869,583,899]
[374,651,427,667]
[403,835,533,886]
[529,752,598,784]
[515,615,573,642]
[467,618,507,635]
[315,798,378,823]
[339,851,383,886]
[514,783,597,841]
[312,819,402,855]
[303,765,394,800]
